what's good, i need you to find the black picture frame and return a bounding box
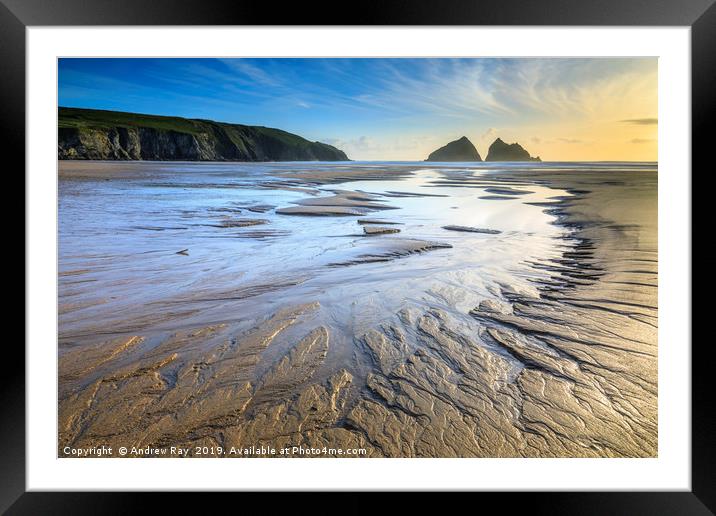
[5,0,712,512]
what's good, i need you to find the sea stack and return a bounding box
[426,136,482,162]
[485,138,540,162]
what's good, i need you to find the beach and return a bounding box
[58,160,657,458]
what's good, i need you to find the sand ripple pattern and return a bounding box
[58,166,657,457]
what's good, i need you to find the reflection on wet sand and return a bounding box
[58,161,657,457]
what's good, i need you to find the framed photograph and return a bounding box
[7,0,712,511]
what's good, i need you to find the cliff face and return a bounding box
[485,138,540,162]
[58,107,349,162]
[425,136,482,162]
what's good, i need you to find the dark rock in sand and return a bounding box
[442,225,501,234]
[214,218,268,228]
[357,219,402,225]
[363,226,401,235]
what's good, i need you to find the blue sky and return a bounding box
[58,58,657,161]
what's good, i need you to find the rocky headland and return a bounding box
[58,107,349,162]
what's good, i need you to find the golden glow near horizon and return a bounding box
[322,58,658,162]
[472,61,659,162]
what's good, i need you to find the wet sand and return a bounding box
[58,161,657,458]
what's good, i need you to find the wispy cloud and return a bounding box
[218,59,283,87]
[325,58,658,128]
[621,118,658,125]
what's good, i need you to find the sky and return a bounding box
[58,58,658,161]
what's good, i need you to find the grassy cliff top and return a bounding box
[59,107,209,134]
[58,107,317,146]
